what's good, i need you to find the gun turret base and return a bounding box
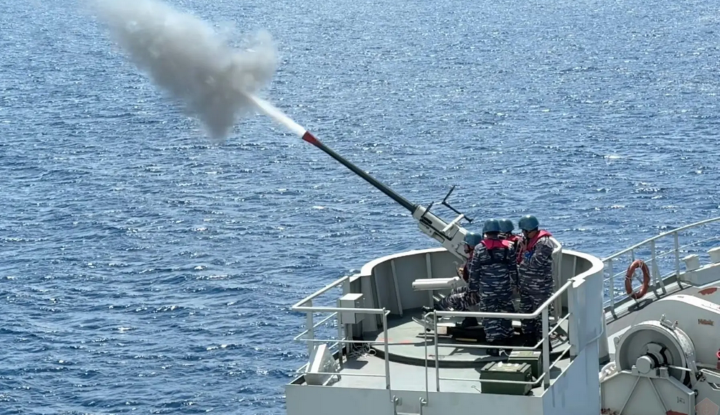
[373,311,569,368]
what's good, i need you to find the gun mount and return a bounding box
[301,131,473,260]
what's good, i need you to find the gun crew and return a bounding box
[419,215,554,356]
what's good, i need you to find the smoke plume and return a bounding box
[90,0,277,142]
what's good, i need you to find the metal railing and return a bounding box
[427,279,574,392]
[602,217,720,316]
[291,278,577,395]
[291,275,395,388]
[290,244,605,396]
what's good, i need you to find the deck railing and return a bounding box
[290,236,609,398]
[290,275,395,388]
[288,219,720,395]
[602,217,720,316]
[290,277,582,395]
[427,279,575,392]
[290,272,598,396]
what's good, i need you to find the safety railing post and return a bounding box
[338,318,344,370]
[608,259,615,316]
[542,307,550,389]
[382,309,390,390]
[650,239,666,294]
[306,301,314,357]
[552,244,562,323]
[674,231,683,288]
[434,312,440,392]
[424,316,429,402]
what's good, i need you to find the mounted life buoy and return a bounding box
[625,259,651,299]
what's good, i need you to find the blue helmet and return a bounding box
[483,219,501,234]
[499,219,514,233]
[463,232,482,247]
[518,215,540,231]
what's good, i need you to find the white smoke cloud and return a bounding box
[90,0,277,142]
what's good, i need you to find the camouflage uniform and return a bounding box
[517,234,555,340]
[435,245,479,311]
[500,233,522,288]
[436,285,478,311]
[468,238,517,342]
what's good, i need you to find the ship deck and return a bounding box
[326,349,571,396]
[297,308,573,395]
[293,276,694,395]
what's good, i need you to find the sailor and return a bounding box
[458,232,483,282]
[499,218,521,291]
[499,218,521,244]
[515,215,555,347]
[469,219,517,355]
[424,232,483,314]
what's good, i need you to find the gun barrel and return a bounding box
[247,92,467,259]
[302,131,417,213]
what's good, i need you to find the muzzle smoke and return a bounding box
[90,0,277,142]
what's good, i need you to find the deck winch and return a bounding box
[600,295,720,415]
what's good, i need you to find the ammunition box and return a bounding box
[508,350,542,379]
[479,362,532,395]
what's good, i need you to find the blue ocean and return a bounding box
[1,0,719,413]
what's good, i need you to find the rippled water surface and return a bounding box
[2,0,720,413]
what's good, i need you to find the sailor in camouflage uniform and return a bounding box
[515,215,555,347]
[469,219,518,355]
[499,218,522,289]
[499,218,522,245]
[431,232,483,312]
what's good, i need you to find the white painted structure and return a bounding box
[285,217,720,415]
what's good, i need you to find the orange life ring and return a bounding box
[625,259,651,299]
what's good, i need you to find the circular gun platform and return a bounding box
[367,310,569,368]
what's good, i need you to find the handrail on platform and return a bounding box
[291,275,395,390]
[289,243,605,397]
[289,274,577,395]
[602,216,720,316]
[603,217,720,261]
[291,275,350,310]
[428,279,574,391]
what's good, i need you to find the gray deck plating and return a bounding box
[368,313,494,367]
[328,351,569,396]
[367,311,570,368]
[308,309,573,395]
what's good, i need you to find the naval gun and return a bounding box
[299,130,474,261]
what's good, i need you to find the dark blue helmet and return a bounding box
[518,215,540,231]
[463,232,482,247]
[499,219,514,233]
[483,219,501,234]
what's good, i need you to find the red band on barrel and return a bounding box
[302,131,319,145]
